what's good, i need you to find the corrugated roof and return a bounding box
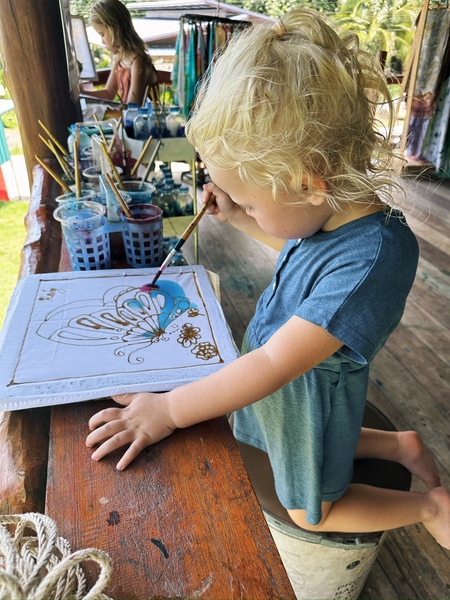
[126,0,273,22]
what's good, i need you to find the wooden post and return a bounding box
[0,0,82,183]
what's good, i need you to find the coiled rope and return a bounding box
[0,513,113,600]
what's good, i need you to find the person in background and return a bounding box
[81,0,158,105]
[86,7,450,553]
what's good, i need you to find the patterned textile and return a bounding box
[422,75,450,177]
[406,7,450,159]
[171,16,251,117]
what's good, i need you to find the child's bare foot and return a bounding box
[422,487,450,550]
[396,431,441,489]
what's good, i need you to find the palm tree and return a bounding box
[238,0,339,19]
[332,0,422,72]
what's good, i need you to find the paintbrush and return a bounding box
[73,140,82,198]
[35,155,73,193]
[105,172,132,218]
[48,139,73,181]
[141,85,149,107]
[99,140,125,190]
[38,120,70,157]
[108,116,122,154]
[130,135,153,177]
[121,122,127,168]
[141,193,216,291]
[39,134,73,182]
[139,139,162,188]
[93,114,108,146]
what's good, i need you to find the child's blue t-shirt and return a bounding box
[232,210,419,525]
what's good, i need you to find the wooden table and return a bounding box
[0,163,295,599]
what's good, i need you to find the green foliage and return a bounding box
[0,66,18,130]
[0,201,29,329]
[0,65,7,96]
[230,0,421,73]
[92,47,112,69]
[1,112,18,129]
[332,0,422,69]
[234,0,338,18]
[69,0,92,20]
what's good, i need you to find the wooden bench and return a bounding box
[0,162,295,599]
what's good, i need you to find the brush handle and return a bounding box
[107,116,122,154]
[131,135,153,176]
[35,155,72,193]
[179,193,216,241]
[94,114,108,146]
[150,193,216,286]
[40,135,73,181]
[100,141,125,190]
[73,141,82,198]
[105,172,132,218]
[139,140,162,188]
[38,120,70,157]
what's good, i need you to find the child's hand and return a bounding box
[203,182,241,224]
[86,392,176,470]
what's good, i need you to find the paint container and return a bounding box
[83,166,123,195]
[118,203,163,268]
[99,175,132,222]
[120,180,156,206]
[232,403,412,600]
[55,190,96,208]
[53,201,111,271]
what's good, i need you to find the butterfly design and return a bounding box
[36,281,199,363]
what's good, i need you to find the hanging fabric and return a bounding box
[405,6,450,163]
[421,54,450,176]
[171,14,251,117]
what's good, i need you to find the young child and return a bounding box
[81,0,158,105]
[86,7,450,550]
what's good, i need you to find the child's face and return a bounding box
[206,164,334,240]
[93,24,117,54]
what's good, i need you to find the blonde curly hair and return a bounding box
[186,6,403,210]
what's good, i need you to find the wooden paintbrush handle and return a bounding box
[105,172,132,218]
[130,135,153,177]
[180,193,216,241]
[100,141,125,190]
[38,120,70,157]
[73,140,82,198]
[35,155,72,193]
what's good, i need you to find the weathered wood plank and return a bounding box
[408,258,450,331]
[0,163,61,514]
[400,300,450,366]
[19,162,63,277]
[361,559,398,600]
[383,322,450,409]
[406,178,450,228]
[0,408,50,514]
[370,349,449,476]
[363,527,450,600]
[411,220,450,259]
[46,400,295,599]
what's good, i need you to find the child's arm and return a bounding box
[204,183,286,251]
[86,315,343,469]
[81,59,119,101]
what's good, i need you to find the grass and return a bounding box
[0,200,29,329]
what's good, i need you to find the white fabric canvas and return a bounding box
[0,266,239,411]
